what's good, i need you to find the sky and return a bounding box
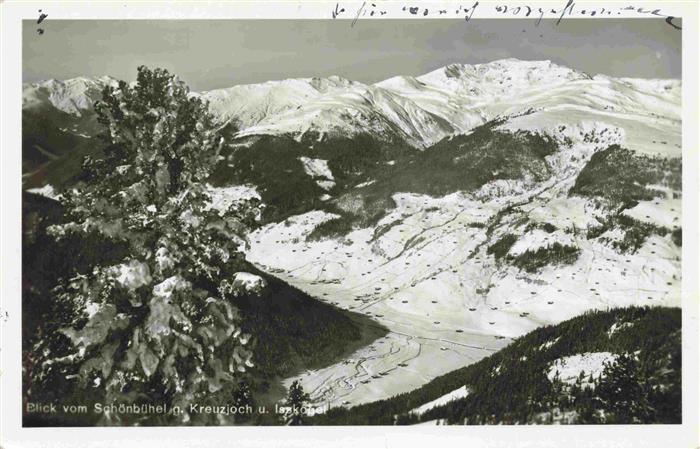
[23,19,681,91]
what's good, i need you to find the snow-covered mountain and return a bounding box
[23,58,681,159]
[23,59,683,412]
[198,58,681,154]
[198,75,454,147]
[23,75,119,117]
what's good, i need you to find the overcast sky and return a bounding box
[23,19,681,91]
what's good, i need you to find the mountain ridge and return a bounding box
[23,58,681,178]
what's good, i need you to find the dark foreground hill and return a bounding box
[310,306,681,425]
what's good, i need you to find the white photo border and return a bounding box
[1,1,698,448]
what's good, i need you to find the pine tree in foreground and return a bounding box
[33,66,262,424]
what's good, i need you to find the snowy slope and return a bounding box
[199,77,346,131]
[547,352,618,387]
[409,385,469,416]
[202,76,454,146]
[377,59,585,132]
[378,60,680,156]
[23,76,118,117]
[494,74,681,157]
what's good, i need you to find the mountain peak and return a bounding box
[417,58,587,90]
[308,75,358,92]
[30,75,118,89]
[436,58,571,75]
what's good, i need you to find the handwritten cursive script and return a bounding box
[331,0,681,30]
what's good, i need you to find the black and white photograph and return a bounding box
[1,1,699,447]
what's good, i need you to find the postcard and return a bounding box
[1,1,698,447]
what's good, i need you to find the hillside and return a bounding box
[242,122,680,410]
[309,306,681,425]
